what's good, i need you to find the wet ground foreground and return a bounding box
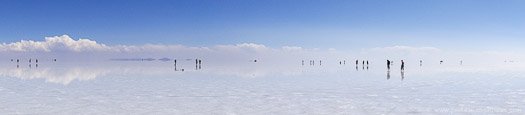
[0,60,524,114]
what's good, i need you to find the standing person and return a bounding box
[344,60,346,65]
[174,59,177,66]
[320,60,322,65]
[387,60,390,69]
[362,60,365,66]
[401,60,405,70]
[340,61,341,65]
[36,59,38,63]
[302,60,304,65]
[356,60,358,66]
[366,60,369,66]
[199,60,202,65]
[420,60,422,66]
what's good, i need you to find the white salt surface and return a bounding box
[0,60,524,114]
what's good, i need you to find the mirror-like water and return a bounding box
[1,60,524,114]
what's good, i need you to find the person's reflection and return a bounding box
[401,70,405,81]
[387,70,390,80]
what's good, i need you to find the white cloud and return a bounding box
[0,35,111,52]
[370,45,441,53]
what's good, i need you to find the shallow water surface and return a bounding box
[0,60,524,114]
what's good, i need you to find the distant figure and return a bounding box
[420,60,422,66]
[460,60,463,65]
[199,60,202,65]
[319,60,322,65]
[17,59,19,63]
[401,60,405,70]
[340,61,342,65]
[54,59,57,61]
[36,59,38,63]
[366,60,369,66]
[440,60,443,64]
[174,59,177,66]
[387,60,390,69]
[356,60,358,66]
[254,60,257,62]
[196,59,198,65]
[302,60,304,65]
[344,60,346,65]
[29,59,31,63]
[11,59,13,61]
[312,60,315,65]
[362,60,365,66]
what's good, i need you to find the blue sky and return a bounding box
[1,0,524,51]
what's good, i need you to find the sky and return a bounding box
[1,0,525,62]
[1,0,525,50]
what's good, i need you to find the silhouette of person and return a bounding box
[174,60,177,71]
[340,61,342,65]
[199,60,202,65]
[344,60,346,65]
[302,60,304,65]
[366,60,369,66]
[36,59,38,63]
[420,60,422,66]
[387,60,390,69]
[196,59,198,65]
[460,60,462,65]
[362,60,365,66]
[29,59,31,63]
[17,59,19,63]
[11,59,13,61]
[356,60,358,66]
[401,60,405,70]
[319,60,322,65]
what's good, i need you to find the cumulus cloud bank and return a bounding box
[0,35,111,52]
[2,35,521,64]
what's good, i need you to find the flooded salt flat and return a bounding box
[0,60,524,114]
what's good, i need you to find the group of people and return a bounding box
[173,58,202,71]
[302,60,322,66]
[10,58,51,68]
[387,59,404,70]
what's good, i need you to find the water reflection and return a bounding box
[401,70,405,81]
[387,70,390,80]
[2,59,525,85]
